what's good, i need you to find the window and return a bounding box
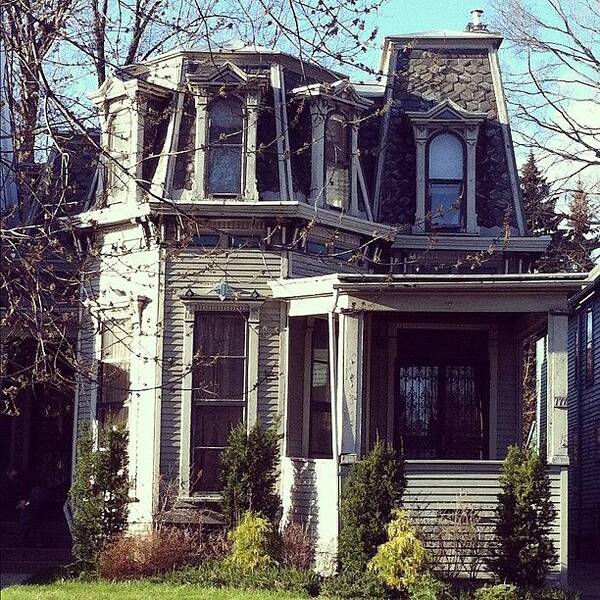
[205,97,244,196]
[191,311,247,492]
[97,319,131,427]
[324,113,350,209]
[309,319,332,458]
[395,329,487,459]
[173,94,196,191]
[427,132,465,229]
[585,307,594,386]
[105,111,130,201]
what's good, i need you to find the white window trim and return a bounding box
[179,299,262,498]
[408,101,485,235]
[167,87,262,203]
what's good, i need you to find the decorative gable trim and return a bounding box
[186,60,252,86]
[406,99,487,124]
[291,79,373,110]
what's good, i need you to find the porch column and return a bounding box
[336,311,364,459]
[546,311,569,464]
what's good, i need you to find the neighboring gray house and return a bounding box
[73,15,587,579]
[568,266,599,562]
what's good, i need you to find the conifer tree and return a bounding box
[220,422,282,528]
[562,181,597,272]
[338,439,405,572]
[487,446,557,587]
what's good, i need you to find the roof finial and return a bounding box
[466,9,488,32]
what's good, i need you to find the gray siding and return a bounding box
[159,248,283,477]
[496,330,519,457]
[289,251,367,278]
[568,294,600,559]
[404,461,564,576]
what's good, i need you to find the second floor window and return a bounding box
[324,113,350,209]
[206,97,244,196]
[427,132,465,229]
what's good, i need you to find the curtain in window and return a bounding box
[191,311,247,492]
[427,132,465,229]
[205,97,244,195]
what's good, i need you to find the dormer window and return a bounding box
[427,132,465,229]
[407,100,486,234]
[324,112,351,210]
[206,96,244,196]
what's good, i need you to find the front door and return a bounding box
[395,328,489,460]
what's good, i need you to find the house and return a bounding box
[72,12,588,579]
[568,266,599,562]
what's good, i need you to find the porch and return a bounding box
[270,273,585,578]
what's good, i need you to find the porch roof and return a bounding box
[269,272,588,315]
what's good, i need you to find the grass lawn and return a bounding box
[2,581,312,600]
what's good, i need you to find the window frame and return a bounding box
[323,111,352,211]
[190,310,248,493]
[585,306,595,387]
[204,95,246,198]
[96,317,132,429]
[425,130,467,232]
[179,300,261,499]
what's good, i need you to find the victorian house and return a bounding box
[73,13,587,579]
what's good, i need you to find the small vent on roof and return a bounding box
[466,9,488,32]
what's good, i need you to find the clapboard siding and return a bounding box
[289,251,367,278]
[282,458,565,577]
[496,330,519,457]
[159,248,283,477]
[280,456,338,574]
[568,292,600,559]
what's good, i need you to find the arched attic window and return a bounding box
[205,96,244,196]
[427,132,465,229]
[324,112,351,209]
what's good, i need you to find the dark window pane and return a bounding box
[206,146,242,195]
[208,98,243,144]
[99,362,130,405]
[192,404,244,448]
[173,94,196,190]
[195,357,245,400]
[309,407,332,458]
[97,403,128,429]
[192,448,222,492]
[191,404,243,493]
[194,312,246,356]
[325,115,349,165]
[430,183,462,227]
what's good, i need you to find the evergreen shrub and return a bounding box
[225,511,279,571]
[70,424,129,569]
[368,509,427,590]
[487,446,557,587]
[407,573,447,600]
[319,569,389,599]
[474,584,519,600]
[220,422,281,527]
[338,439,405,571]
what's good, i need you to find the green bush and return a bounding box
[225,511,279,571]
[487,446,557,587]
[408,573,447,600]
[474,584,519,600]
[158,561,321,597]
[338,439,405,571]
[368,509,427,590]
[320,570,389,599]
[70,424,130,569]
[524,588,580,600]
[220,422,282,527]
